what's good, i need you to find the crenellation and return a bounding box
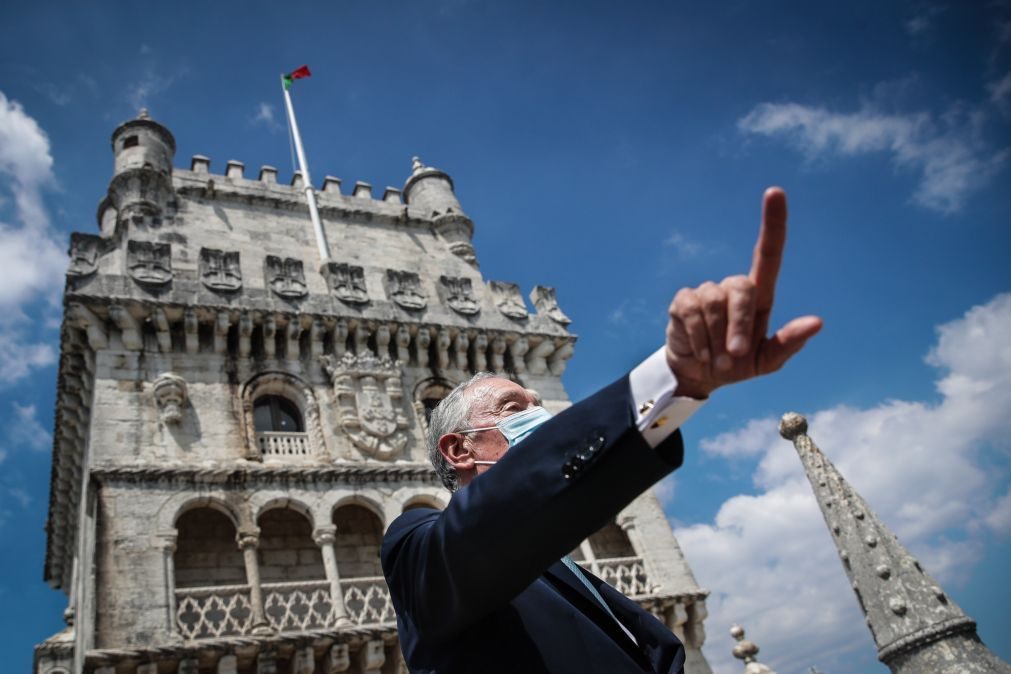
[381,187,401,204]
[191,155,210,173]
[322,176,342,194]
[351,181,372,199]
[225,160,245,180]
[290,170,304,190]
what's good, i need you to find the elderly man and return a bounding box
[381,189,822,673]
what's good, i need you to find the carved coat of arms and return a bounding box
[531,285,571,325]
[385,270,426,310]
[489,281,528,319]
[440,275,480,316]
[200,248,242,291]
[324,262,368,304]
[265,255,307,298]
[67,233,101,277]
[321,353,410,460]
[127,240,172,286]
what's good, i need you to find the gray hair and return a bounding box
[427,372,499,492]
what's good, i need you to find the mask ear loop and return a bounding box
[473,460,497,465]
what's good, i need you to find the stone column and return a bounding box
[154,530,179,638]
[578,539,599,575]
[313,525,351,625]
[237,527,272,635]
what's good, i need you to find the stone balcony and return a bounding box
[175,557,652,640]
[256,431,310,457]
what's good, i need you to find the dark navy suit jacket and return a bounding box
[381,374,687,673]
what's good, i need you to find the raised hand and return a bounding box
[664,188,822,399]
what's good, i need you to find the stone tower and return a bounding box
[779,413,1011,674]
[34,111,713,673]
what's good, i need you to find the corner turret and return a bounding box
[403,156,477,267]
[103,109,176,233]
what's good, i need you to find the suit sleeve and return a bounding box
[381,373,685,641]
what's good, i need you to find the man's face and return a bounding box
[438,377,540,485]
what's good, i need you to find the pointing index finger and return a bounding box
[749,187,788,313]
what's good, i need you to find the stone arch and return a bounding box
[255,505,325,583]
[161,493,241,532]
[403,495,447,512]
[588,519,636,559]
[240,371,326,461]
[253,496,316,530]
[332,502,386,579]
[174,506,245,589]
[331,492,386,527]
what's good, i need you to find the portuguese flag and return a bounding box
[282,65,311,90]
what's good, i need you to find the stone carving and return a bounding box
[67,233,101,277]
[471,333,488,371]
[531,285,571,325]
[324,262,368,304]
[321,353,410,460]
[200,248,242,291]
[489,281,528,319]
[265,256,307,298]
[127,240,172,286]
[440,275,480,315]
[385,270,426,310]
[152,373,187,424]
[415,327,431,368]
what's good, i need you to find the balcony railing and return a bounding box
[175,583,254,640]
[579,555,654,598]
[342,576,395,625]
[257,431,309,456]
[175,559,650,640]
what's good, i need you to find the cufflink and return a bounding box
[650,416,668,429]
[639,400,655,415]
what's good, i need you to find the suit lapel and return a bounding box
[598,582,684,674]
[542,560,655,670]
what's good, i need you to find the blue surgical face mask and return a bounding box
[458,405,553,464]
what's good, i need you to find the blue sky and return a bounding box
[2,2,1009,672]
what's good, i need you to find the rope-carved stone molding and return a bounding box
[90,463,441,487]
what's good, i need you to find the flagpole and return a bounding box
[281,75,331,266]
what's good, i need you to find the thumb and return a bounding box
[756,315,823,375]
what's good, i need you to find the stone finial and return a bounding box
[731,624,776,674]
[191,155,210,173]
[225,160,245,179]
[138,108,150,120]
[411,156,425,174]
[778,412,807,440]
[152,373,188,424]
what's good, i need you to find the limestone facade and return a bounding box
[35,111,712,673]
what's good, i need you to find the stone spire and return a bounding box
[730,624,777,674]
[779,413,1011,674]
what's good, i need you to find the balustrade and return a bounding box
[342,576,396,625]
[257,431,309,456]
[580,555,654,598]
[262,579,334,632]
[175,584,254,640]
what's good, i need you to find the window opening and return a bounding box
[254,395,304,432]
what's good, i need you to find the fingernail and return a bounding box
[716,354,732,371]
[729,336,748,354]
[700,349,710,363]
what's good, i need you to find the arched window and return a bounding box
[253,395,304,432]
[413,378,454,436]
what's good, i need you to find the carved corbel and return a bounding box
[310,318,325,358]
[395,324,411,362]
[214,310,231,354]
[526,338,556,375]
[414,326,432,368]
[238,312,253,358]
[109,304,143,351]
[490,335,507,372]
[325,644,350,673]
[436,328,452,370]
[151,308,172,352]
[453,331,470,371]
[263,314,276,357]
[333,318,349,357]
[67,303,108,350]
[471,332,488,372]
[549,340,574,375]
[152,372,188,424]
[353,321,372,355]
[376,324,392,360]
[358,640,385,674]
[508,335,529,374]
[286,317,302,359]
[184,309,199,354]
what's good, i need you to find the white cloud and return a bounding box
[252,102,282,132]
[10,402,52,452]
[664,231,703,259]
[988,71,1011,111]
[738,101,1007,214]
[126,70,173,111]
[0,91,65,384]
[678,293,1011,674]
[905,4,944,37]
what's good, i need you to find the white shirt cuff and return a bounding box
[628,346,706,448]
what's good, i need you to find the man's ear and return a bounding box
[438,433,474,471]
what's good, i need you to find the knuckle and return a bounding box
[722,275,753,292]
